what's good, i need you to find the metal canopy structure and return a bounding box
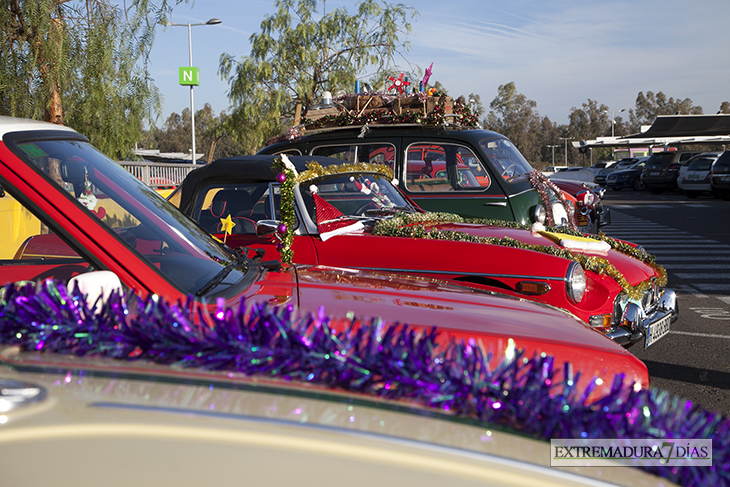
[573,114,730,150]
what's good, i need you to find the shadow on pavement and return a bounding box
[643,360,730,391]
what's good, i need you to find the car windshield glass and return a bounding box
[687,159,713,171]
[647,153,673,164]
[10,137,250,296]
[478,138,533,184]
[299,173,412,221]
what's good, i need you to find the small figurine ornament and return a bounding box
[387,73,411,94]
[421,63,433,89]
[220,214,236,244]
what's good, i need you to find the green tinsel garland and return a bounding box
[272,157,296,264]
[372,212,667,301]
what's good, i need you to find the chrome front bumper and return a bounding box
[606,288,678,349]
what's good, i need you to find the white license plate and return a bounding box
[650,171,660,176]
[722,175,730,182]
[645,315,671,348]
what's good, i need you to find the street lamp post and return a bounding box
[604,108,626,138]
[166,18,222,163]
[558,137,573,166]
[547,145,559,166]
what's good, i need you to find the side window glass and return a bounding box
[312,144,395,169]
[456,147,490,188]
[0,192,90,284]
[405,144,483,192]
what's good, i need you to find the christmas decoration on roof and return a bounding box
[387,72,410,94]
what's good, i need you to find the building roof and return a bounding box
[573,114,730,149]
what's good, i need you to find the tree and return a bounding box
[718,101,730,114]
[466,92,484,122]
[1,0,175,158]
[219,0,417,153]
[628,91,703,133]
[485,82,543,164]
[142,104,246,161]
[565,99,614,163]
[568,99,609,139]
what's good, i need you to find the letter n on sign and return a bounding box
[179,67,200,86]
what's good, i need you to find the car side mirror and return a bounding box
[256,219,281,239]
[67,270,124,313]
[61,161,87,182]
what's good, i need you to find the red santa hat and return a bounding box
[311,187,364,241]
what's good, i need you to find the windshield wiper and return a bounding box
[362,205,418,217]
[195,247,281,297]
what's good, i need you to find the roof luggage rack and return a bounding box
[268,92,481,145]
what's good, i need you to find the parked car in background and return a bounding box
[677,153,721,198]
[171,154,677,350]
[595,158,641,186]
[605,160,648,191]
[259,124,573,229]
[710,150,730,200]
[587,160,614,175]
[641,150,703,194]
[548,167,595,183]
[542,165,568,176]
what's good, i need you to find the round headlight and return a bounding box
[532,204,546,224]
[613,293,628,324]
[566,261,586,303]
[552,201,569,226]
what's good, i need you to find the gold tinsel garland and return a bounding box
[372,213,667,300]
[295,161,395,185]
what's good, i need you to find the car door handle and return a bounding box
[483,201,508,207]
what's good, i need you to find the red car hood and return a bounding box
[248,265,649,395]
[551,179,594,195]
[419,222,657,286]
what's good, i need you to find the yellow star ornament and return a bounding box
[220,214,235,243]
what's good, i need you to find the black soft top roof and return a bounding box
[177,154,358,213]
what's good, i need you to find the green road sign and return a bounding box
[179,67,200,86]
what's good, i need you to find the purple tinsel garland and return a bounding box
[0,280,727,486]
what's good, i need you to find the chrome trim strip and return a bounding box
[483,201,508,207]
[0,379,47,412]
[508,187,534,198]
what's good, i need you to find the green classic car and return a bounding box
[259,124,572,228]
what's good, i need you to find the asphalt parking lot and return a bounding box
[599,187,730,415]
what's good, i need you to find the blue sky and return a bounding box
[148,0,730,126]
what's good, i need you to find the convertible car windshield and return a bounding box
[299,173,414,220]
[7,135,250,296]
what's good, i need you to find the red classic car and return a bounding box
[550,178,611,233]
[0,116,650,398]
[170,155,677,350]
